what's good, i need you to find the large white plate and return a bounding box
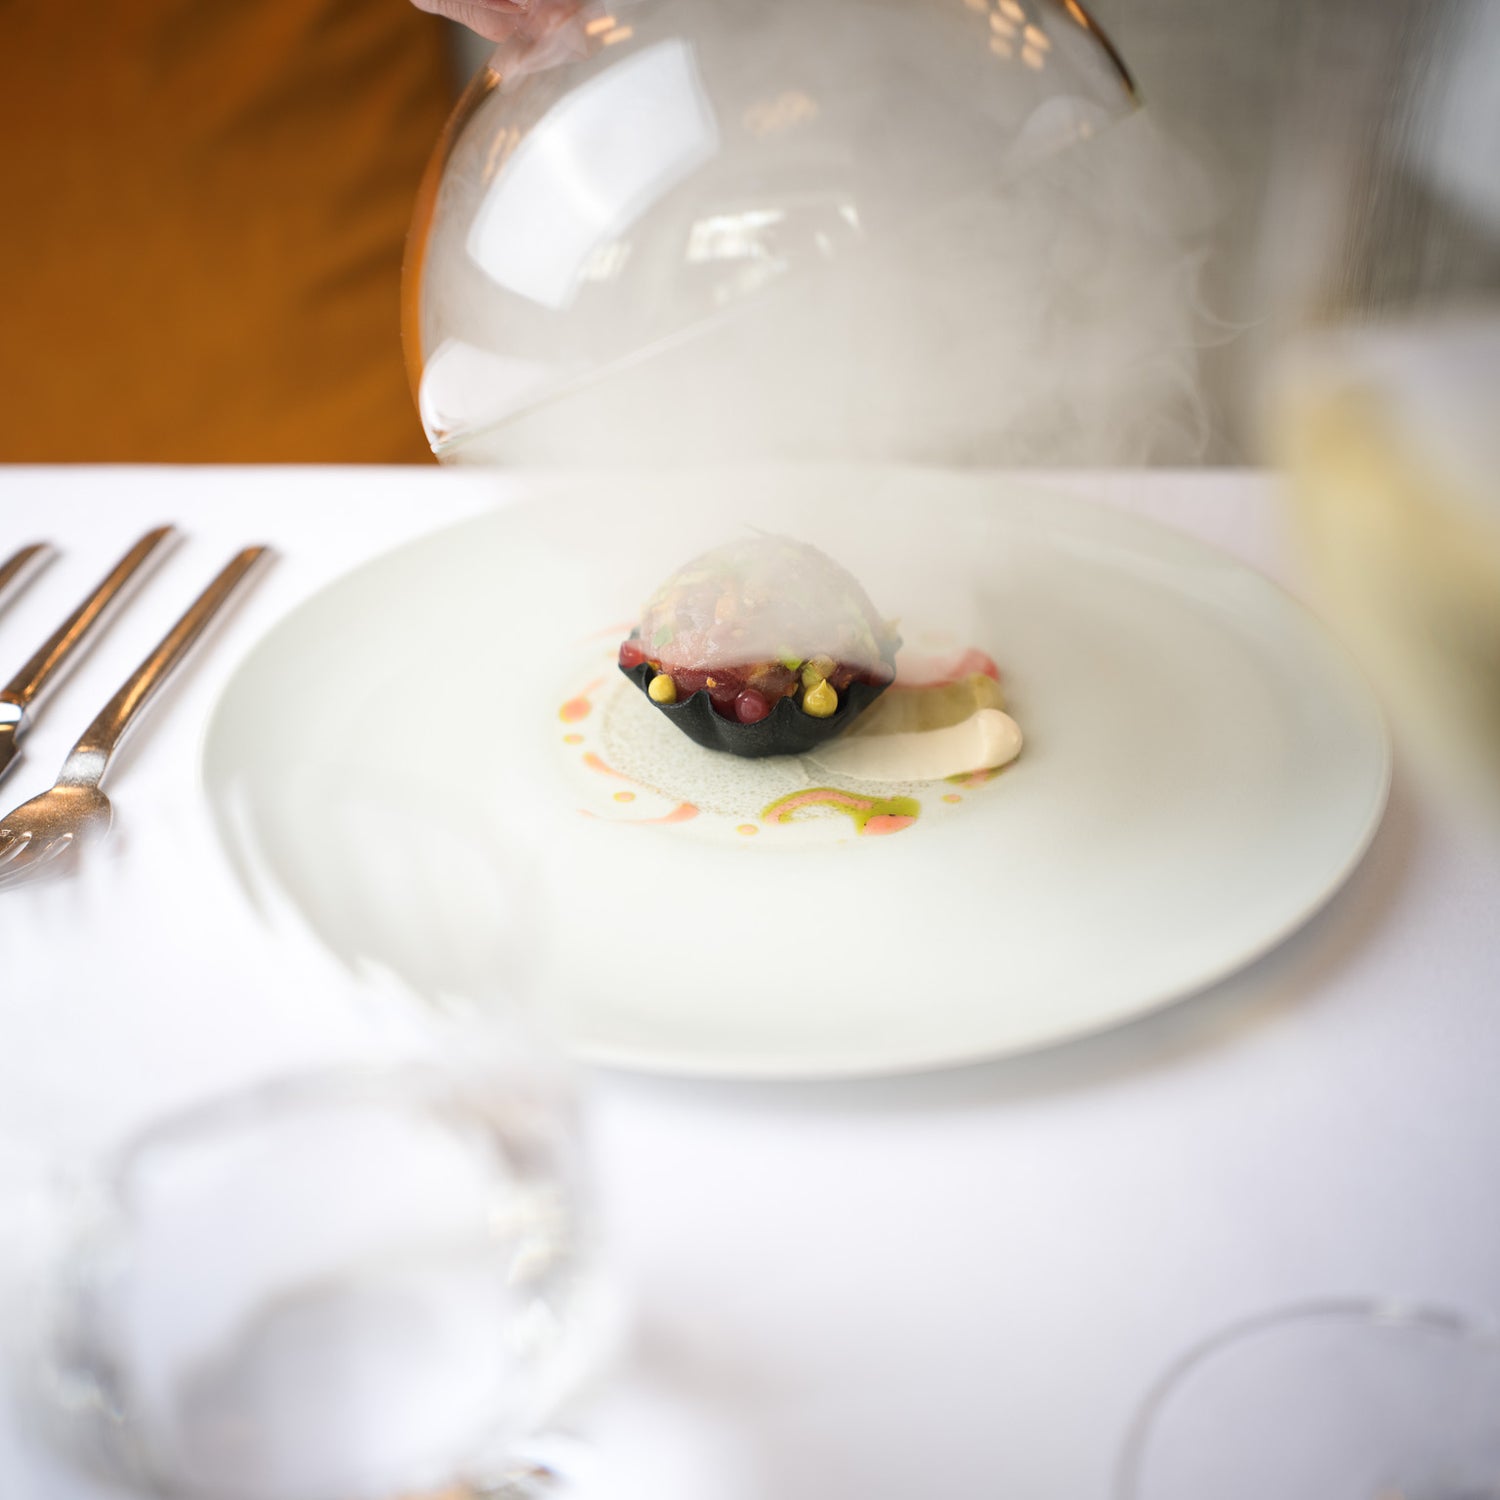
[202,469,1390,1080]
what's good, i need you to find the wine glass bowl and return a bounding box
[0,813,601,1500]
[1117,1300,1500,1500]
[1262,2,1500,820]
[32,1068,584,1500]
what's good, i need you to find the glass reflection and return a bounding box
[465,38,719,311]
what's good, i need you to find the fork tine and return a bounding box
[0,832,33,870]
[28,835,74,872]
[0,850,56,891]
[0,833,76,884]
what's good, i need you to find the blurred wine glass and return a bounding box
[31,1068,583,1500]
[1116,1300,1500,1500]
[1262,1,1500,820]
[0,812,604,1500]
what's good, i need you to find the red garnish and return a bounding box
[896,647,1000,688]
[954,648,1000,681]
[734,688,771,724]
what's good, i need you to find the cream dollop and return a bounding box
[811,707,1023,783]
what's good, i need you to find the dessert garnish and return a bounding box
[619,535,899,759]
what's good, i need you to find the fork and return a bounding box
[0,546,271,887]
[0,543,53,613]
[0,528,176,785]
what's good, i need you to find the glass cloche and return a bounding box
[405,0,1156,468]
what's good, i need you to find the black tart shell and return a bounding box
[620,636,900,759]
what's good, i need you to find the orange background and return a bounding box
[0,1,455,462]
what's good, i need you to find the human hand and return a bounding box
[415,0,593,75]
[409,0,535,43]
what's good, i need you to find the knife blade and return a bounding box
[0,527,177,785]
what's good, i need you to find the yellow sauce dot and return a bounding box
[737,823,759,837]
[943,793,962,804]
[563,733,584,745]
[614,791,636,803]
[648,673,678,704]
[802,679,838,718]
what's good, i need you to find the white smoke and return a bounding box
[422,0,1224,470]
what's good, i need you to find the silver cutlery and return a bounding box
[0,543,52,613]
[0,546,271,888]
[0,528,176,785]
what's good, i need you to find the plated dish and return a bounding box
[619,533,901,757]
[203,469,1391,1079]
[617,533,1025,788]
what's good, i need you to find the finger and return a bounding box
[411,0,535,43]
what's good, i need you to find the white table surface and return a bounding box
[1,465,1497,1500]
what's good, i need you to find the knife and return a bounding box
[0,527,177,785]
[0,544,52,614]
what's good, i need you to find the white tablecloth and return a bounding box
[1,466,1497,1500]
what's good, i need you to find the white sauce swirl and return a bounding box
[812,708,1023,783]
